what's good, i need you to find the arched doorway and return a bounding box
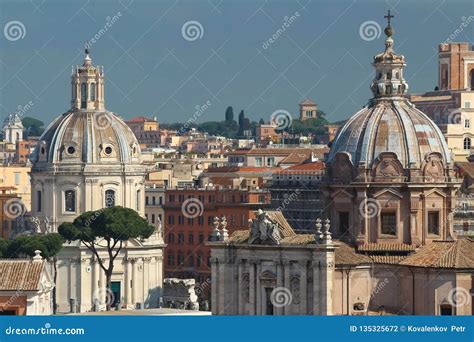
[470,69,474,90]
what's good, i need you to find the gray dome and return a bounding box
[31,111,141,165]
[328,99,451,168]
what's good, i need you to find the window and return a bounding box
[136,190,141,211]
[255,157,262,167]
[151,214,155,224]
[464,137,471,150]
[188,255,194,267]
[440,304,453,316]
[168,233,175,243]
[167,254,174,266]
[465,119,470,128]
[152,196,156,205]
[146,196,149,205]
[81,83,87,108]
[381,212,397,235]
[14,172,20,186]
[178,253,184,265]
[105,189,115,207]
[178,216,184,225]
[159,197,163,205]
[197,255,202,267]
[168,215,175,225]
[339,212,349,237]
[36,190,42,212]
[199,234,204,244]
[208,216,213,226]
[198,216,204,225]
[188,218,193,225]
[64,190,76,212]
[428,212,439,235]
[465,102,471,109]
[189,234,194,244]
[178,233,184,244]
[90,83,96,101]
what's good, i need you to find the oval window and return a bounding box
[67,146,75,154]
[104,146,113,155]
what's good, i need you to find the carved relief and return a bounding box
[290,276,300,304]
[422,153,444,182]
[372,152,403,182]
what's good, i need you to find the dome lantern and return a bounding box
[71,48,105,111]
[370,10,409,100]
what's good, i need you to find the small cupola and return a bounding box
[71,48,105,111]
[370,10,409,100]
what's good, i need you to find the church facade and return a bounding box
[210,14,474,316]
[26,50,165,313]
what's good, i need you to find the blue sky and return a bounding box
[0,0,473,126]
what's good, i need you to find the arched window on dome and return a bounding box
[90,83,96,101]
[105,189,116,208]
[464,137,471,150]
[64,190,76,212]
[81,83,87,109]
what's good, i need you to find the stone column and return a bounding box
[256,260,261,315]
[218,257,226,314]
[126,258,132,307]
[237,259,243,315]
[143,258,150,307]
[299,260,307,315]
[276,260,283,316]
[249,259,256,315]
[283,259,291,315]
[210,257,218,315]
[131,258,137,308]
[312,257,320,315]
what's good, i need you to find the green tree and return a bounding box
[225,106,234,122]
[58,206,154,310]
[0,238,9,258]
[22,116,45,137]
[6,233,64,313]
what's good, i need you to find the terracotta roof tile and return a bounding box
[335,242,373,266]
[400,239,474,268]
[369,255,407,264]
[0,260,44,291]
[357,243,416,253]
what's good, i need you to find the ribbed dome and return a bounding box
[31,111,141,165]
[328,99,451,168]
[328,21,451,169]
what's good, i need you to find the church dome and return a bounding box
[328,18,450,170]
[31,50,141,166]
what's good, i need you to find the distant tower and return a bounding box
[438,43,474,90]
[71,48,105,111]
[2,112,23,144]
[299,99,317,121]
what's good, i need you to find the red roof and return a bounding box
[299,98,316,106]
[125,116,153,123]
[285,161,325,171]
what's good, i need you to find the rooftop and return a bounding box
[0,259,45,291]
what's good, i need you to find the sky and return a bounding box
[0,0,473,127]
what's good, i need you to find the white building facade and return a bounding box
[29,50,165,313]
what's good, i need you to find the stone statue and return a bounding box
[248,209,281,245]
